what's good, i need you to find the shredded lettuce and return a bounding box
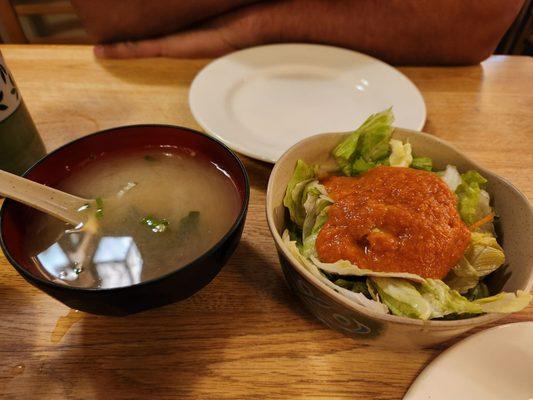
[282,231,389,314]
[474,190,493,231]
[333,278,356,290]
[301,181,333,257]
[465,282,489,301]
[370,277,432,320]
[474,291,532,313]
[333,130,363,176]
[446,232,505,293]
[439,165,462,191]
[456,170,489,225]
[411,156,433,171]
[332,108,394,176]
[440,166,492,228]
[352,280,371,297]
[352,158,386,174]
[280,109,529,321]
[283,159,315,227]
[369,277,530,319]
[418,279,482,318]
[388,139,413,167]
[333,278,372,298]
[309,256,425,282]
[358,111,394,162]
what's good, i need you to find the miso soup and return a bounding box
[25,149,241,289]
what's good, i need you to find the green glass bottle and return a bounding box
[0,51,46,175]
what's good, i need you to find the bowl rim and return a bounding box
[266,127,532,328]
[0,124,250,293]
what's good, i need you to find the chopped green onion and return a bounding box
[141,215,169,233]
[95,197,104,219]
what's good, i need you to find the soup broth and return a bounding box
[26,149,241,289]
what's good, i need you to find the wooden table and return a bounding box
[0,45,531,400]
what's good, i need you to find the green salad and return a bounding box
[283,109,531,320]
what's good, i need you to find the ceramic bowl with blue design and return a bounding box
[266,129,532,348]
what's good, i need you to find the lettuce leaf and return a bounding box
[283,160,316,226]
[456,170,489,225]
[333,278,372,298]
[332,131,363,176]
[281,110,524,321]
[332,108,394,176]
[465,282,489,301]
[358,110,394,162]
[474,190,493,232]
[282,231,389,314]
[301,182,333,257]
[441,167,492,228]
[352,279,371,298]
[284,224,530,320]
[411,156,433,171]
[351,158,390,174]
[474,290,532,313]
[370,277,432,320]
[388,139,413,167]
[333,278,356,290]
[418,279,482,318]
[446,232,505,293]
[370,276,530,319]
[439,165,462,192]
[309,256,425,282]
[371,277,481,320]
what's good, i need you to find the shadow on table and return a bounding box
[24,303,222,399]
[230,240,320,327]
[240,157,272,191]
[32,241,316,399]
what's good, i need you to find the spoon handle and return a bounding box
[0,169,89,226]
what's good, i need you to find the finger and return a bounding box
[93,28,236,59]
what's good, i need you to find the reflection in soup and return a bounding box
[26,149,241,289]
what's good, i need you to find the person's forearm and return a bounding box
[250,0,524,65]
[89,0,524,65]
[71,0,261,42]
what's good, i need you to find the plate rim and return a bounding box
[189,43,427,163]
[403,321,533,399]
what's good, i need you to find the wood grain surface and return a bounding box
[0,45,531,400]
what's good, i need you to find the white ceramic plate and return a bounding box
[189,44,426,163]
[404,322,533,400]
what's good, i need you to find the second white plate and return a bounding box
[189,44,426,163]
[404,322,533,400]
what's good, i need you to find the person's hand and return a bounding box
[94,5,264,59]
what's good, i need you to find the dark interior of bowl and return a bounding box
[0,125,249,315]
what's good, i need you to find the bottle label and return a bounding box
[0,53,22,123]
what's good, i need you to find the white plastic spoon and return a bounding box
[0,169,91,226]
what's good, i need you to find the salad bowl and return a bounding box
[266,128,532,348]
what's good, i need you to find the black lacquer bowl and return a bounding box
[0,125,249,315]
